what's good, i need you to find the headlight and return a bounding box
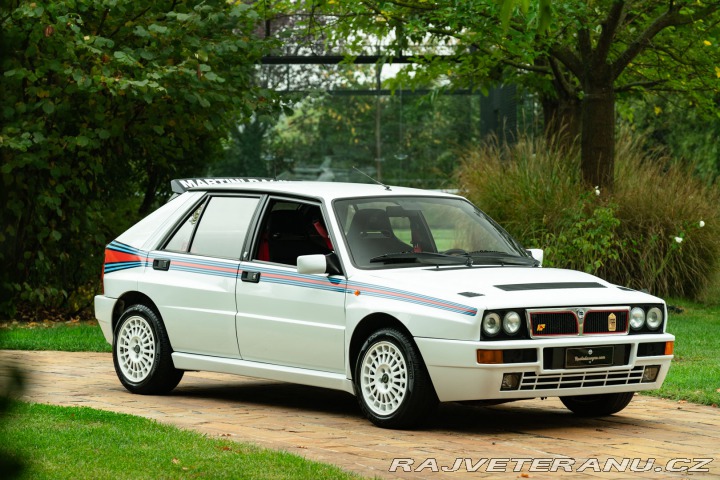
[483,313,501,337]
[503,311,522,335]
[646,307,663,330]
[630,307,646,330]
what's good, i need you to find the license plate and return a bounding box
[565,346,614,368]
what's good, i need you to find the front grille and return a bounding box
[527,307,631,337]
[530,312,578,336]
[518,366,645,391]
[584,310,629,334]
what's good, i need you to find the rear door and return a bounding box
[141,194,261,358]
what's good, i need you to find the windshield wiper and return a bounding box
[369,251,539,267]
[467,251,540,266]
[369,251,471,266]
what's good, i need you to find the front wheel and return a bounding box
[354,328,437,429]
[560,392,635,416]
[113,304,183,395]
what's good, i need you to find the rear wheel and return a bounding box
[113,304,183,395]
[354,328,437,429]
[560,392,635,416]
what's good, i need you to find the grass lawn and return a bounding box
[650,299,720,406]
[0,320,110,352]
[1,402,365,480]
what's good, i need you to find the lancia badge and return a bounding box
[608,312,617,332]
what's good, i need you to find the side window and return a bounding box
[190,196,259,259]
[254,200,332,265]
[163,196,259,259]
[165,202,205,252]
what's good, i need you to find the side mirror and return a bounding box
[297,253,343,276]
[527,248,543,266]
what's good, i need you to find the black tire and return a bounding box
[560,392,635,416]
[354,328,438,429]
[113,304,183,395]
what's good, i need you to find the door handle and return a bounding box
[241,271,261,283]
[152,258,171,271]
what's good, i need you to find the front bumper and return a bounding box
[415,334,674,402]
[94,295,117,345]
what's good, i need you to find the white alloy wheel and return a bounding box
[113,304,183,394]
[116,315,157,382]
[354,328,437,428]
[360,340,409,416]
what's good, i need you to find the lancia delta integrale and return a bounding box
[95,178,674,428]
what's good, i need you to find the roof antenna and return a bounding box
[353,166,391,191]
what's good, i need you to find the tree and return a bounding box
[1,0,277,314]
[300,0,720,189]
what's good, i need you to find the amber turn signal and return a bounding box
[476,349,503,364]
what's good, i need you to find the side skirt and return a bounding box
[172,352,355,395]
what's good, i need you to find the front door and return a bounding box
[235,198,346,373]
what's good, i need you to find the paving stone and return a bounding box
[1,350,718,479]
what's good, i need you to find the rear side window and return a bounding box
[164,196,259,259]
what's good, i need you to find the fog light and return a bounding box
[642,365,661,383]
[501,373,522,391]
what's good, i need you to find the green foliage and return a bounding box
[457,130,720,299]
[619,94,720,182]
[262,88,481,188]
[0,0,277,316]
[543,193,622,274]
[0,351,25,479]
[305,0,720,188]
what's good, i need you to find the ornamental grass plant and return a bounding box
[457,129,720,300]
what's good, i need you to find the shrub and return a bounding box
[457,130,720,299]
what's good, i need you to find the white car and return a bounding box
[95,178,674,428]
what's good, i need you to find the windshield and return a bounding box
[334,196,531,268]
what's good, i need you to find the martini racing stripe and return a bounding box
[347,280,478,316]
[105,243,476,316]
[249,266,346,293]
[245,266,476,317]
[104,241,148,274]
[148,253,239,278]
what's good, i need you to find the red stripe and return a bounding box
[105,249,142,265]
[172,260,238,274]
[357,285,475,313]
[263,272,336,288]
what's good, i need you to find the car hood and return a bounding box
[351,266,663,310]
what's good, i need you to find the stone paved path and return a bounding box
[1,350,718,479]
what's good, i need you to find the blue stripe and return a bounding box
[169,265,238,278]
[346,280,477,315]
[108,241,145,256]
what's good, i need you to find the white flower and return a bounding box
[699,220,705,228]
[594,186,600,196]
[674,236,683,244]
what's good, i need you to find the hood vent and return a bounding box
[458,291,484,297]
[495,282,606,292]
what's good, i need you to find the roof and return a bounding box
[170,178,460,202]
